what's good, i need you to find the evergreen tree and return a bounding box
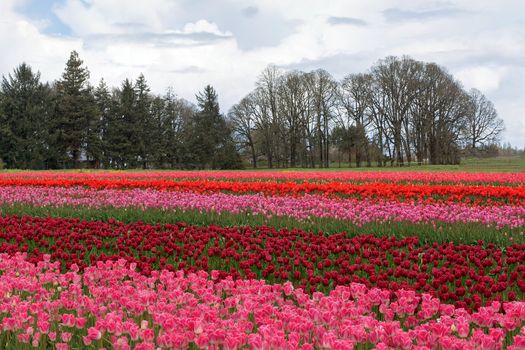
[193,85,219,168]
[150,95,167,167]
[93,79,112,167]
[134,74,154,168]
[164,90,195,168]
[53,51,97,168]
[0,63,53,169]
[192,85,242,169]
[109,79,136,168]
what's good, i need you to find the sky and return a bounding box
[1,0,524,146]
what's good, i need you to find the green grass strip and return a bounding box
[0,204,522,246]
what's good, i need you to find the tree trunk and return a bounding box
[250,142,257,168]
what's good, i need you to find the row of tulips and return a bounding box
[0,178,524,202]
[0,186,524,229]
[2,252,525,350]
[1,215,525,311]
[3,170,525,185]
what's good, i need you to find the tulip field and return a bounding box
[1,170,525,349]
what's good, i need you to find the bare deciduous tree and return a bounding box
[463,88,504,152]
[306,69,337,168]
[229,95,258,168]
[338,73,372,167]
[228,56,504,168]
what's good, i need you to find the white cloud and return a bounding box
[455,66,508,93]
[0,0,524,145]
[54,0,178,35]
[180,19,232,36]
[0,1,81,81]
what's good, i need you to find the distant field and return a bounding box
[459,156,525,172]
[1,156,524,173]
[244,156,525,172]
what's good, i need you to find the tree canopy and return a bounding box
[0,52,506,169]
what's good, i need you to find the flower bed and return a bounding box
[0,178,524,203]
[2,170,525,185]
[0,170,524,349]
[1,253,525,350]
[1,216,525,311]
[0,186,523,228]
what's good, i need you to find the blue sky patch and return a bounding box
[16,0,71,36]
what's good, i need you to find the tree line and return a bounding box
[0,52,504,169]
[0,51,241,169]
[230,56,505,168]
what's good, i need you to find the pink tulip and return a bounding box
[55,343,68,350]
